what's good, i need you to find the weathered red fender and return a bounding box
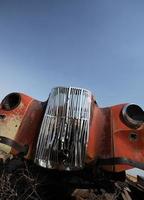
[87,102,144,172]
[0,92,44,159]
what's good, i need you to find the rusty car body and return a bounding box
[0,86,144,173]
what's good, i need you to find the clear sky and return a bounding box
[0,0,144,108]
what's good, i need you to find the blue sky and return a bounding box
[0,0,144,108]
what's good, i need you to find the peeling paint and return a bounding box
[0,115,22,153]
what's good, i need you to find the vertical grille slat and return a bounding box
[34,86,92,170]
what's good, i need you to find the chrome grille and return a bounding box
[34,87,91,170]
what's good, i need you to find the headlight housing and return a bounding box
[1,93,21,111]
[122,104,144,128]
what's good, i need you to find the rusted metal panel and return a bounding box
[111,104,144,172]
[0,114,21,155]
[86,105,114,171]
[87,102,144,172]
[0,93,45,160]
[0,93,31,158]
[14,99,45,159]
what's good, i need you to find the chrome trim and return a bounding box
[34,87,92,170]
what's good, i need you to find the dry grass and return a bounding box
[0,160,135,200]
[0,161,41,200]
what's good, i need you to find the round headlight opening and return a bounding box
[1,93,21,111]
[122,104,144,128]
